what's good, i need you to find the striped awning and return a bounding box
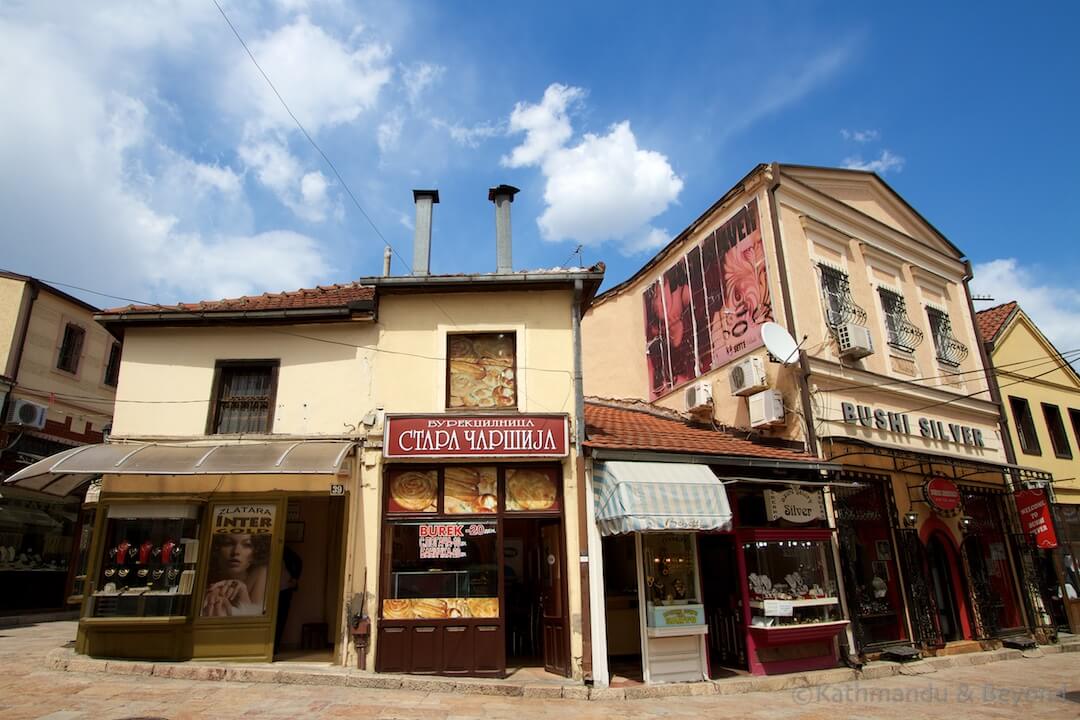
[593,461,733,536]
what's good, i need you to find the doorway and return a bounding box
[926,533,964,642]
[502,517,568,676]
[274,495,346,662]
[699,534,746,675]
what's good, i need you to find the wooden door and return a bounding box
[539,521,569,676]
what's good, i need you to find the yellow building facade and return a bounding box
[977,301,1080,630]
[583,163,1053,659]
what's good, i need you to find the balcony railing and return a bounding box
[885,314,925,352]
[934,332,969,366]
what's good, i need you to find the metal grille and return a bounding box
[897,528,943,647]
[819,264,867,328]
[926,307,969,366]
[213,364,275,434]
[878,288,924,351]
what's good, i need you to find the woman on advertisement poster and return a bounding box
[201,504,275,617]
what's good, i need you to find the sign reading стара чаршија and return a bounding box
[383,415,569,458]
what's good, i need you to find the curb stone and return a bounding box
[40,639,1077,702]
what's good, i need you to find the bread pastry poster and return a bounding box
[201,503,275,617]
[506,468,559,512]
[383,597,499,620]
[448,334,516,409]
[388,470,438,513]
[444,467,498,514]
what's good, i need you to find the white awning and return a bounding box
[2,441,356,497]
[593,461,733,536]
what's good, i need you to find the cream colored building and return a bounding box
[5,190,604,681]
[583,163,1051,656]
[977,301,1080,631]
[0,270,118,614]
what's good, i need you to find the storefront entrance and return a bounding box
[926,533,964,642]
[699,534,745,675]
[503,518,568,675]
[273,496,346,662]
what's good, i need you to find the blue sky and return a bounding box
[2,1,1078,349]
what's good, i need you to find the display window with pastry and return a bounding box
[446,333,517,410]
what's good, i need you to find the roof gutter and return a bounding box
[95,302,375,327]
[767,162,820,457]
[587,447,840,472]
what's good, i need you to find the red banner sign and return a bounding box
[925,476,961,513]
[384,415,569,458]
[1013,488,1058,549]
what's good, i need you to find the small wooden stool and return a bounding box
[301,622,328,649]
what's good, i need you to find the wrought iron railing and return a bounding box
[879,289,924,351]
[927,307,969,366]
[820,264,867,328]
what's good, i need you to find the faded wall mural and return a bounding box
[642,198,772,400]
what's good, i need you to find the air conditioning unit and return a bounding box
[5,399,48,430]
[837,322,874,360]
[684,381,713,413]
[749,389,785,428]
[728,356,768,396]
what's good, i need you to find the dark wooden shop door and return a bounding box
[539,520,569,676]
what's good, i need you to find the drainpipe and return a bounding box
[766,163,819,457]
[572,278,593,680]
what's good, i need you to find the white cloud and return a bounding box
[841,128,879,143]
[431,118,503,148]
[225,15,392,134]
[971,259,1080,357]
[503,84,683,254]
[377,109,404,153]
[0,12,332,304]
[843,149,905,174]
[237,135,333,222]
[503,84,584,168]
[402,62,445,105]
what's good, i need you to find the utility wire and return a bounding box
[209,0,411,275]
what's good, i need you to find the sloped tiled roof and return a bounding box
[584,399,815,462]
[102,283,375,315]
[975,301,1018,343]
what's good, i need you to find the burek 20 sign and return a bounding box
[384,415,569,458]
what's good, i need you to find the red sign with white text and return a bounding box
[384,415,569,458]
[925,476,961,513]
[1013,488,1058,549]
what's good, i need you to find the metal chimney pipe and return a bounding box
[412,189,439,276]
[488,184,519,274]
[382,246,392,276]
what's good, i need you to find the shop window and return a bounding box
[386,467,561,516]
[384,521,499,619]
[926,306,969,366]
[877,288,923,352]
[743,538,841,627]
[1042,403,1072,459]
[447,333,516,409]
[0,490,82,613]
[642,532,703,628]
[387,469,439,513]
[444,467,498,514]
[90,504,201,618]
[68,506,97,602]
[961,492,1025,634]
[56,323,85,374]
[505,468,559,512]
[103,342,122,387]
[1009,396,1041,455]
[208,361,278,434]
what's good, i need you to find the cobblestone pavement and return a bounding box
[3,622,1080,719]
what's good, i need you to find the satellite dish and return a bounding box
[761,322,800,365]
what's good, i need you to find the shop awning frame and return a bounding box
[588,447,841,473]
[719,476,863,488]
[593,461,734,536]
[2,440,356,497]
[821,436,1053,486]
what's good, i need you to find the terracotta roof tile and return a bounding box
[975,301,1018,343]
[584,399,814,462]
[102,283,375,315]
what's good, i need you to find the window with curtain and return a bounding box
[209,361,278,434]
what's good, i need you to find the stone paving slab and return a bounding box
[36,631,1080,702]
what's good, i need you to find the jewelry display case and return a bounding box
[88,503,200,618]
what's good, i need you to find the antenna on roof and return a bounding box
[971,294,994,303]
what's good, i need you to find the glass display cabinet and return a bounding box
[743,538,841,628]
[88,504,200,618]
[641,532,705,630]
